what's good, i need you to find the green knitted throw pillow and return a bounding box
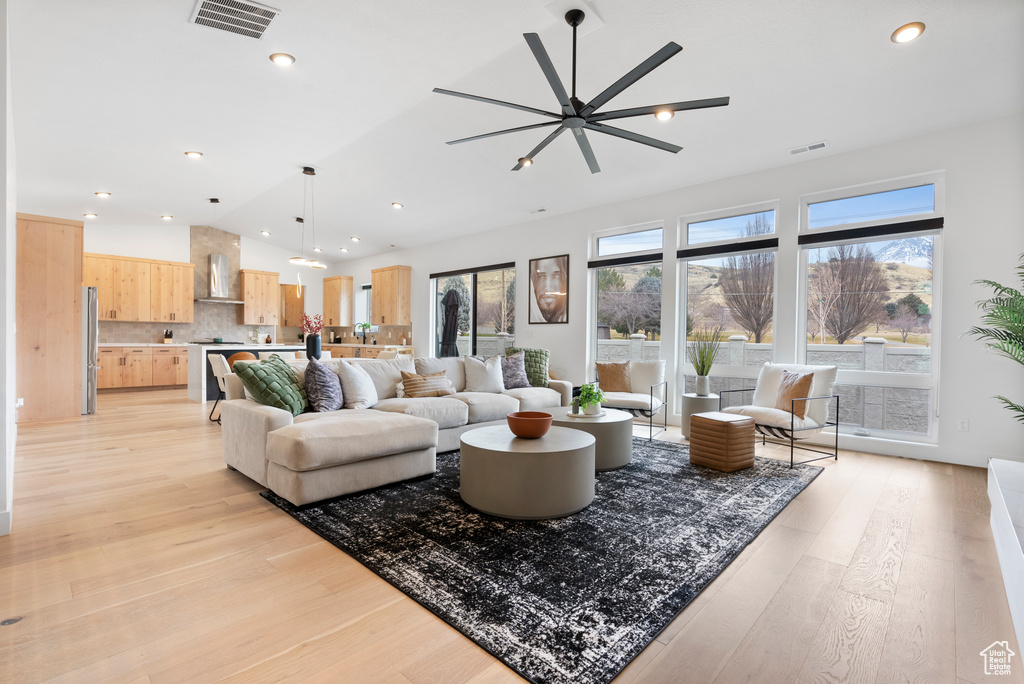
[232,354,308,416]
[505,347,550,388]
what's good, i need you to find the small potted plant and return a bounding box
[687,326,723,396]
[302,313,323,360]
[578,382,605,415]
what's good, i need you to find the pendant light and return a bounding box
[306,167,326,269]
[291,166,327,272]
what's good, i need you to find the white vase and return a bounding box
[584,403,602,415]
[696,375,710,396]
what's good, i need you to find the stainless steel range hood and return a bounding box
[196,254,245,304]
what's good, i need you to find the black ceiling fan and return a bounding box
[433,9,729,174]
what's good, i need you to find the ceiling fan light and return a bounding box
[340,247,349,253]
[392,202,403,209]
[161,215,173,220]
[260,230,271,236]
[891,22,925,43]
[519,157,533,167]
[350,236,360,242]
[289,256,308,265]
[655,110,674,121]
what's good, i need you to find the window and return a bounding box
[596,228,663,257]
[679,208,779,392]
[432,264,515,357]
[800,179,941,440]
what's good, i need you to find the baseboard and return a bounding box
[0,508,10,536]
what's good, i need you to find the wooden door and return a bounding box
[122,348,153,387]
[96,347,123,389]
[281,283,304,327]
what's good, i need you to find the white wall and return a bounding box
[336,113,1024,468]
[2,0,14,535]
[83,224,190,262]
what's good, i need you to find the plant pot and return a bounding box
[584,403,602,415]
[305,333,322,360]
[696,375,710,396]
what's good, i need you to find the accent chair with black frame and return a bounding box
[598,359,668,440]
[718,362,840,468]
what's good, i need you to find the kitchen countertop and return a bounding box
[99,342,190,347]
[322,343,412,348]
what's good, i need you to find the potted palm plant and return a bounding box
[687,326,723,396]
[967,254,1024,423]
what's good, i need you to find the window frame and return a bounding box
[429,262,516,358]
[591,221,664,262]
[679,200,778,251]
[800,172,945,235]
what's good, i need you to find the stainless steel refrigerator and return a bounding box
[81,286,98,414]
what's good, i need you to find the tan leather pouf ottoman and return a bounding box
[688,411,755,472]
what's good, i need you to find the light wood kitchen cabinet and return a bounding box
[96,348,123,389]
[84,253,194,323]
[322,275,353,327]
[241,270,279,325]
[98,346,187,389]
[371,265,411,326]
[122,347,153,387]
[151,346,188,385]
[150,262,195,323]
[281,283,304,327]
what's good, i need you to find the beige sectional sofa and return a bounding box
[221,355,571,505]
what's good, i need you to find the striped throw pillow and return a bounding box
[400,370,455,398]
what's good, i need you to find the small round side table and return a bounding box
[681,392,720,439]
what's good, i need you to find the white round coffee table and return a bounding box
[547,406,634,471]
[460,425,595,519]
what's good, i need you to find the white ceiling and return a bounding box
[12,0,1024,265]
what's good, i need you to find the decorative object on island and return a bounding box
[303,313,324,360]
[687,326,723,396]
[578,382,604,415]
[529,254,568,324]
[432,9,729,175]
[967,253,1024,423]
[506,411,553,439]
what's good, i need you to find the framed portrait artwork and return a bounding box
[528,254,569,324]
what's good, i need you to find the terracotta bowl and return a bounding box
[507,411,553,439]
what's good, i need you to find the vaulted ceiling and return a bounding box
[12,0,1024,265]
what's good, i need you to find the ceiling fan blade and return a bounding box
[580,42,683,117]
[445,121,561,145]
[584,122,682,154]
[523,33,576,118]
[432,88,561,120]
[512,126,568,170]
[572,129,601,174]
[588,96,730,122]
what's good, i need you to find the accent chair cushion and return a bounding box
[336,360,379,409]
[628,360,665,395]
[596,362,631,393]
[465,355,505,393]
[601,391,665,412]
[749,363,838,425]
[775,370,814,419]
[232,354,309,416]
[505,347,550,387]
[400,370,455,398]
[500,351,532,390]
[303,356,344,412]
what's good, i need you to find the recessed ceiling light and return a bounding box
[654,110,674,121]
[313,247,322,252]
[161,215,173,220]
[94,191,111,198]
[270,53,295,66]
[83,213,97,219]
[260,230,271,236]
[350,236,360,242]
[891,22,925,43]
[184,151,203,159]
[518,157,533,167]
[340,247,349,253]
[392,202,403,209]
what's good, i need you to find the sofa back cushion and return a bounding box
[400,370,455,398]
[232,355,309,416]
[415,357,466,392]
[596,362,631,393]
[501,351,531,390]
[350,357,415,399]
[751,362,838,425]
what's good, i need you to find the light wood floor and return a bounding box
[2,390,1020,683]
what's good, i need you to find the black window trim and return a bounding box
[798,217,943,246]
[676,237,779,260]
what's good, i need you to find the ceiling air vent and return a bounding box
[189,0,280,40]
[529,208,547,214]
[789,140,828,156]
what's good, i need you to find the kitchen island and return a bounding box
[188,344,305,403]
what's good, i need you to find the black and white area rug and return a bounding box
[263,438,821,684]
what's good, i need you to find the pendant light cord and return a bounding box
[571,23,577,99]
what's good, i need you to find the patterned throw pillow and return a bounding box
[501,351,531,389]
[596,362,631,393]
[400,370,455,398]
[775,370,814,418]
[232,354,308,416]
[304,356,344,412]
[505,347,549,388]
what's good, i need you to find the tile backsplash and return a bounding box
[97,302,275,344]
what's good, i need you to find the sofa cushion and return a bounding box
[503,386,562,411]
[450,391,519,423]
[267,412,437,472]
[505,347,549,387]
[232,355,308,416]
[372,397,469,429]
[303,356,344,412]
[465,355,504,393]
[415,357,466,392]
[336,360,379,409]
[349,357,415,400]
[400,370,455,398]
[500,351,531,390]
